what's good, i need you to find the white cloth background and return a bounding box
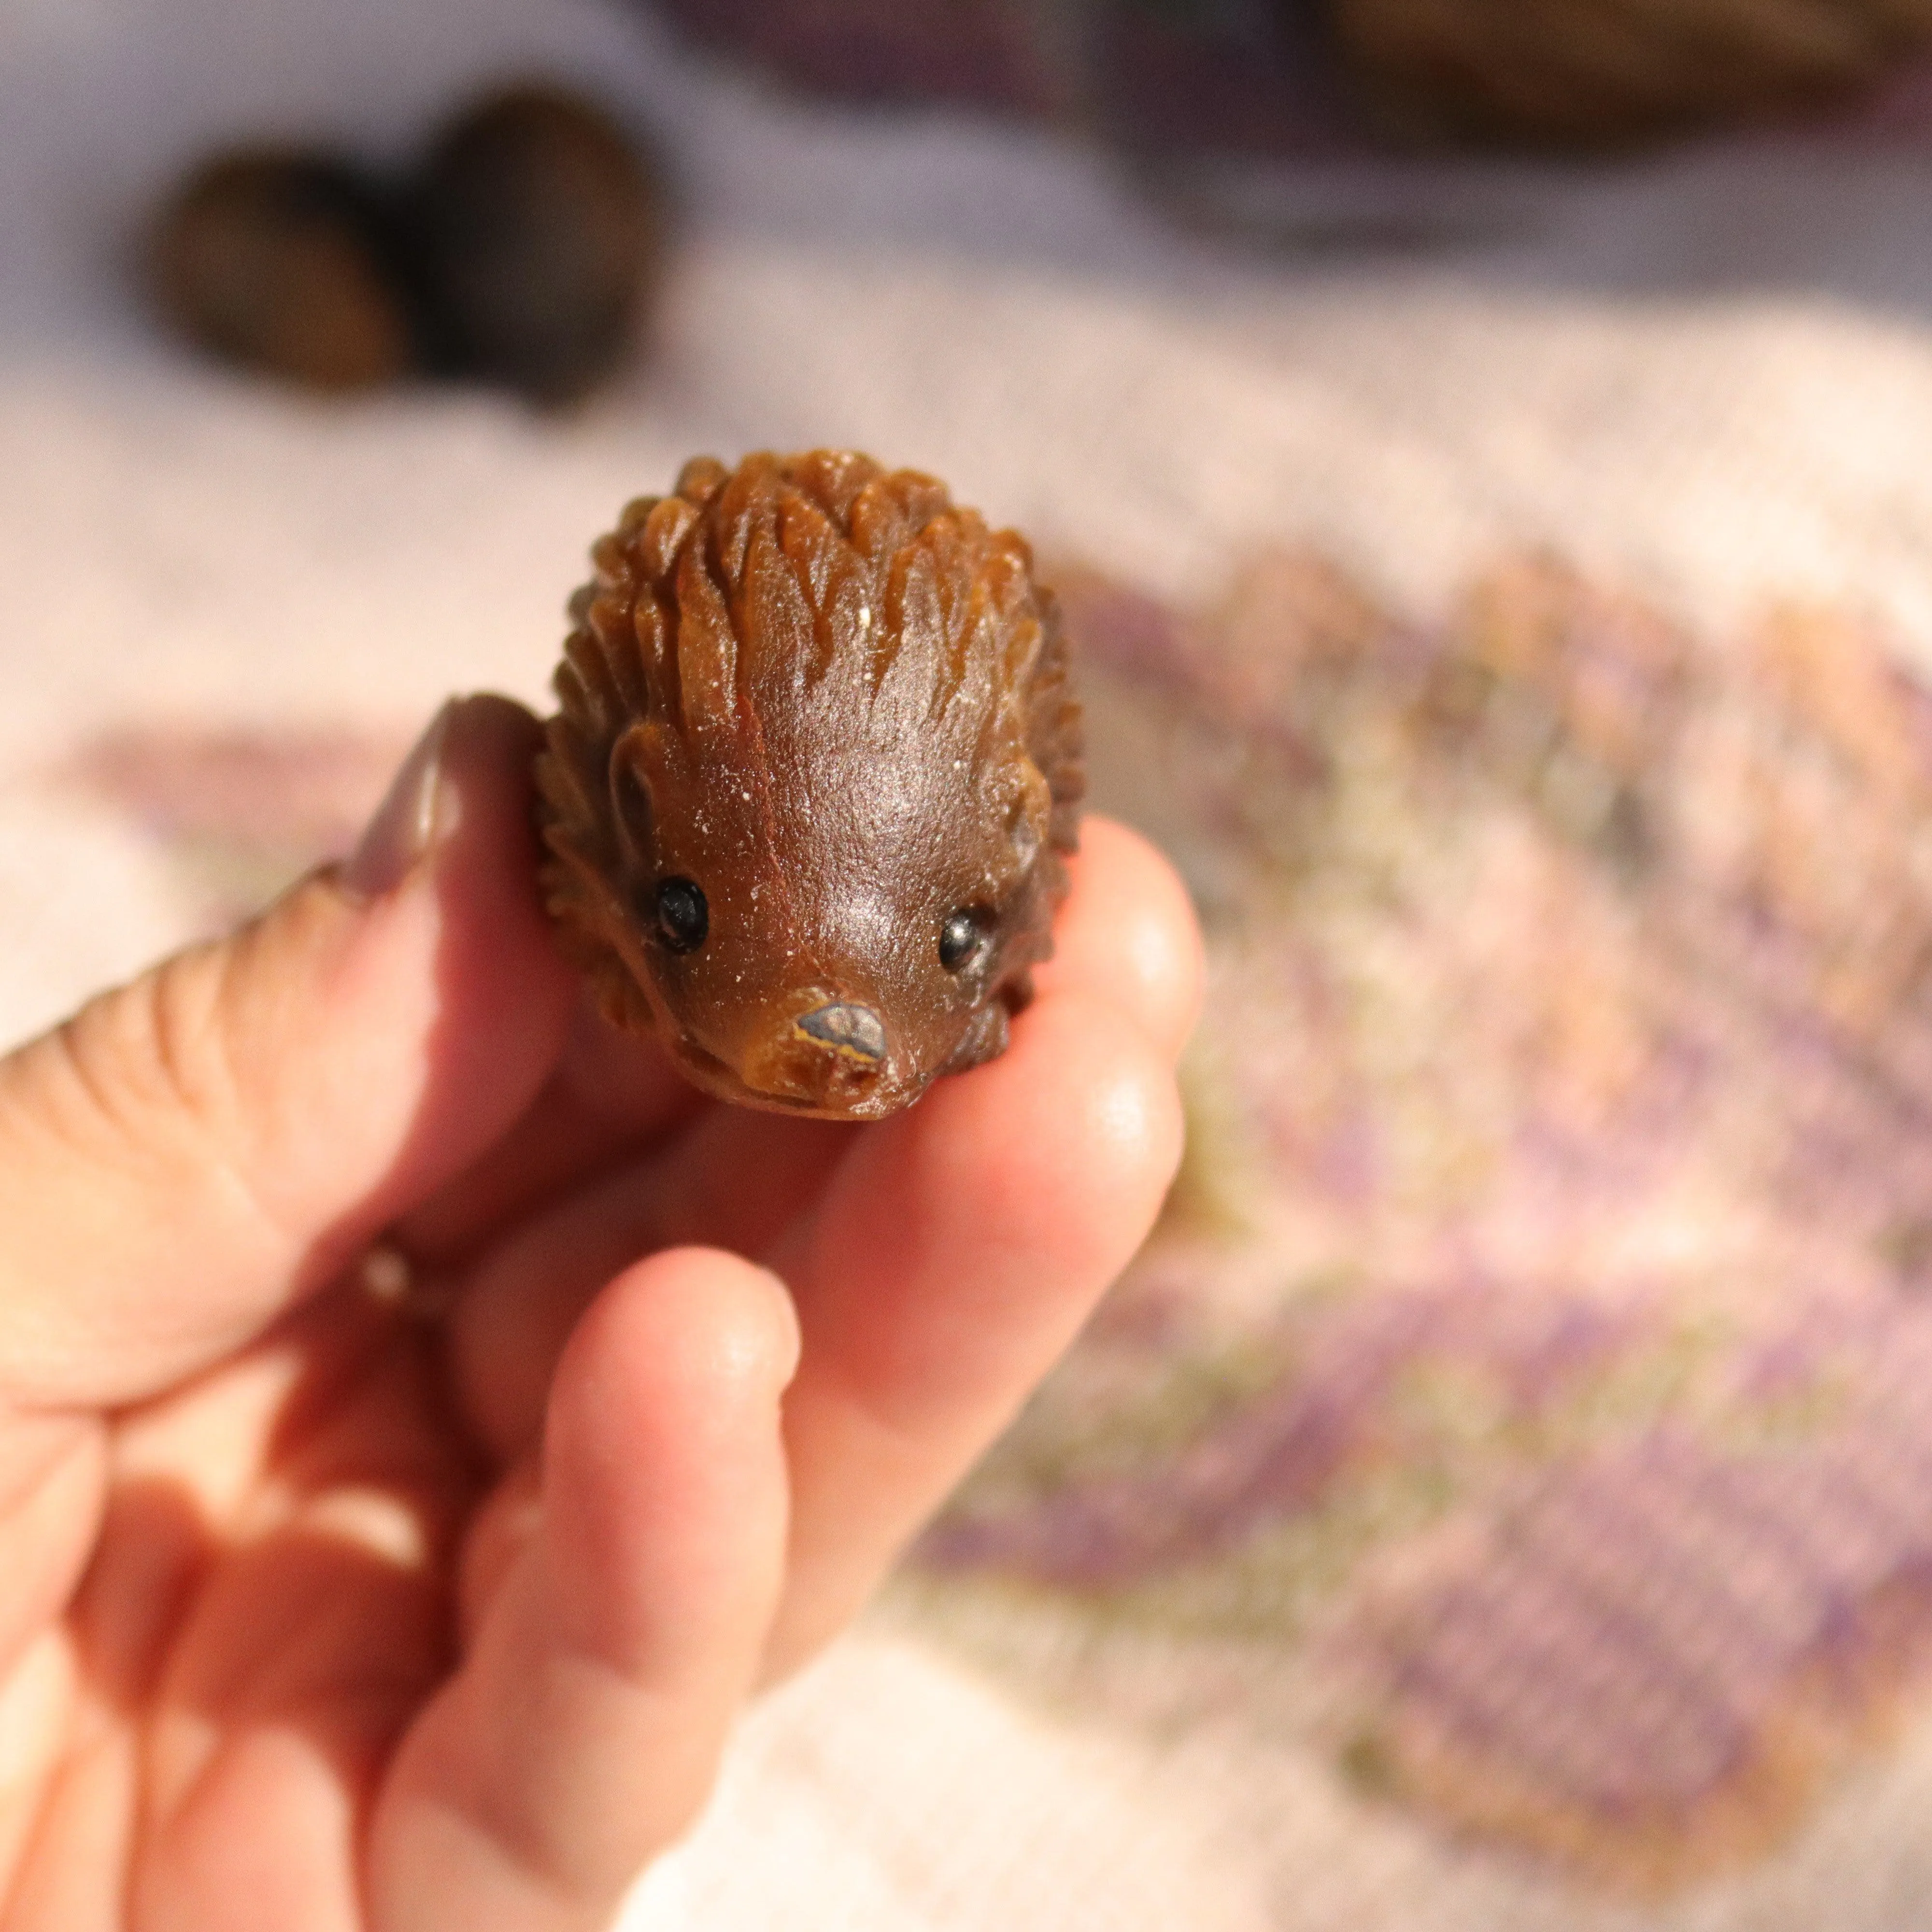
[10,0,1932,1924]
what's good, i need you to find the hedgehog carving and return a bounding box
[535,450,1084,1120]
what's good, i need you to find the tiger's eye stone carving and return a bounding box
[535,449,1085,1120]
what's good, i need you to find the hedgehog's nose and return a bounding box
[740,997,891,1115]
[793,1002,886,1065]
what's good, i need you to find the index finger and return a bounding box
[1033,817,1204,1058]
[760,823,1199,1678]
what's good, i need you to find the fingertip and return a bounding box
[423,693,560,973]
[323,689,575,1110]
[809,981,1185,1414]
[449,690,544,740]
[543,1247,796,1675]
[346,693,545,905]
[326,690,578,1225]
[375,1244,797,1926]
[554,1248,801,1433]
[856,946,1188,1273]
[998,983,1188,1238]
[1039,815,1204,1061]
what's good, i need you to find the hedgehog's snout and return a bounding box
[739,992,891,1114]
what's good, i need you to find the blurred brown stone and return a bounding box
[149,151,412,391]
[411,85,663,406]
[1329,0,1932,150]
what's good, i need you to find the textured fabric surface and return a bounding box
[13,1,1932,1926]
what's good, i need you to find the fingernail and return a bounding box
[343,701,455,899]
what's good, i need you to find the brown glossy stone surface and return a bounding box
[536,450,1084,1119]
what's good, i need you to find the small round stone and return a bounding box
[149,150,413,391]
[411,84,663,405]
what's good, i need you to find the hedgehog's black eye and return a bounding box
[654,877,708,954]
[939,907,989,973]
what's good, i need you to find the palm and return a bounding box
[45,1297,471,1931]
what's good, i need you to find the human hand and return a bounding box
[0,696,1200,1931]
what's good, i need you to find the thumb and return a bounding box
[0,694,576,1409]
